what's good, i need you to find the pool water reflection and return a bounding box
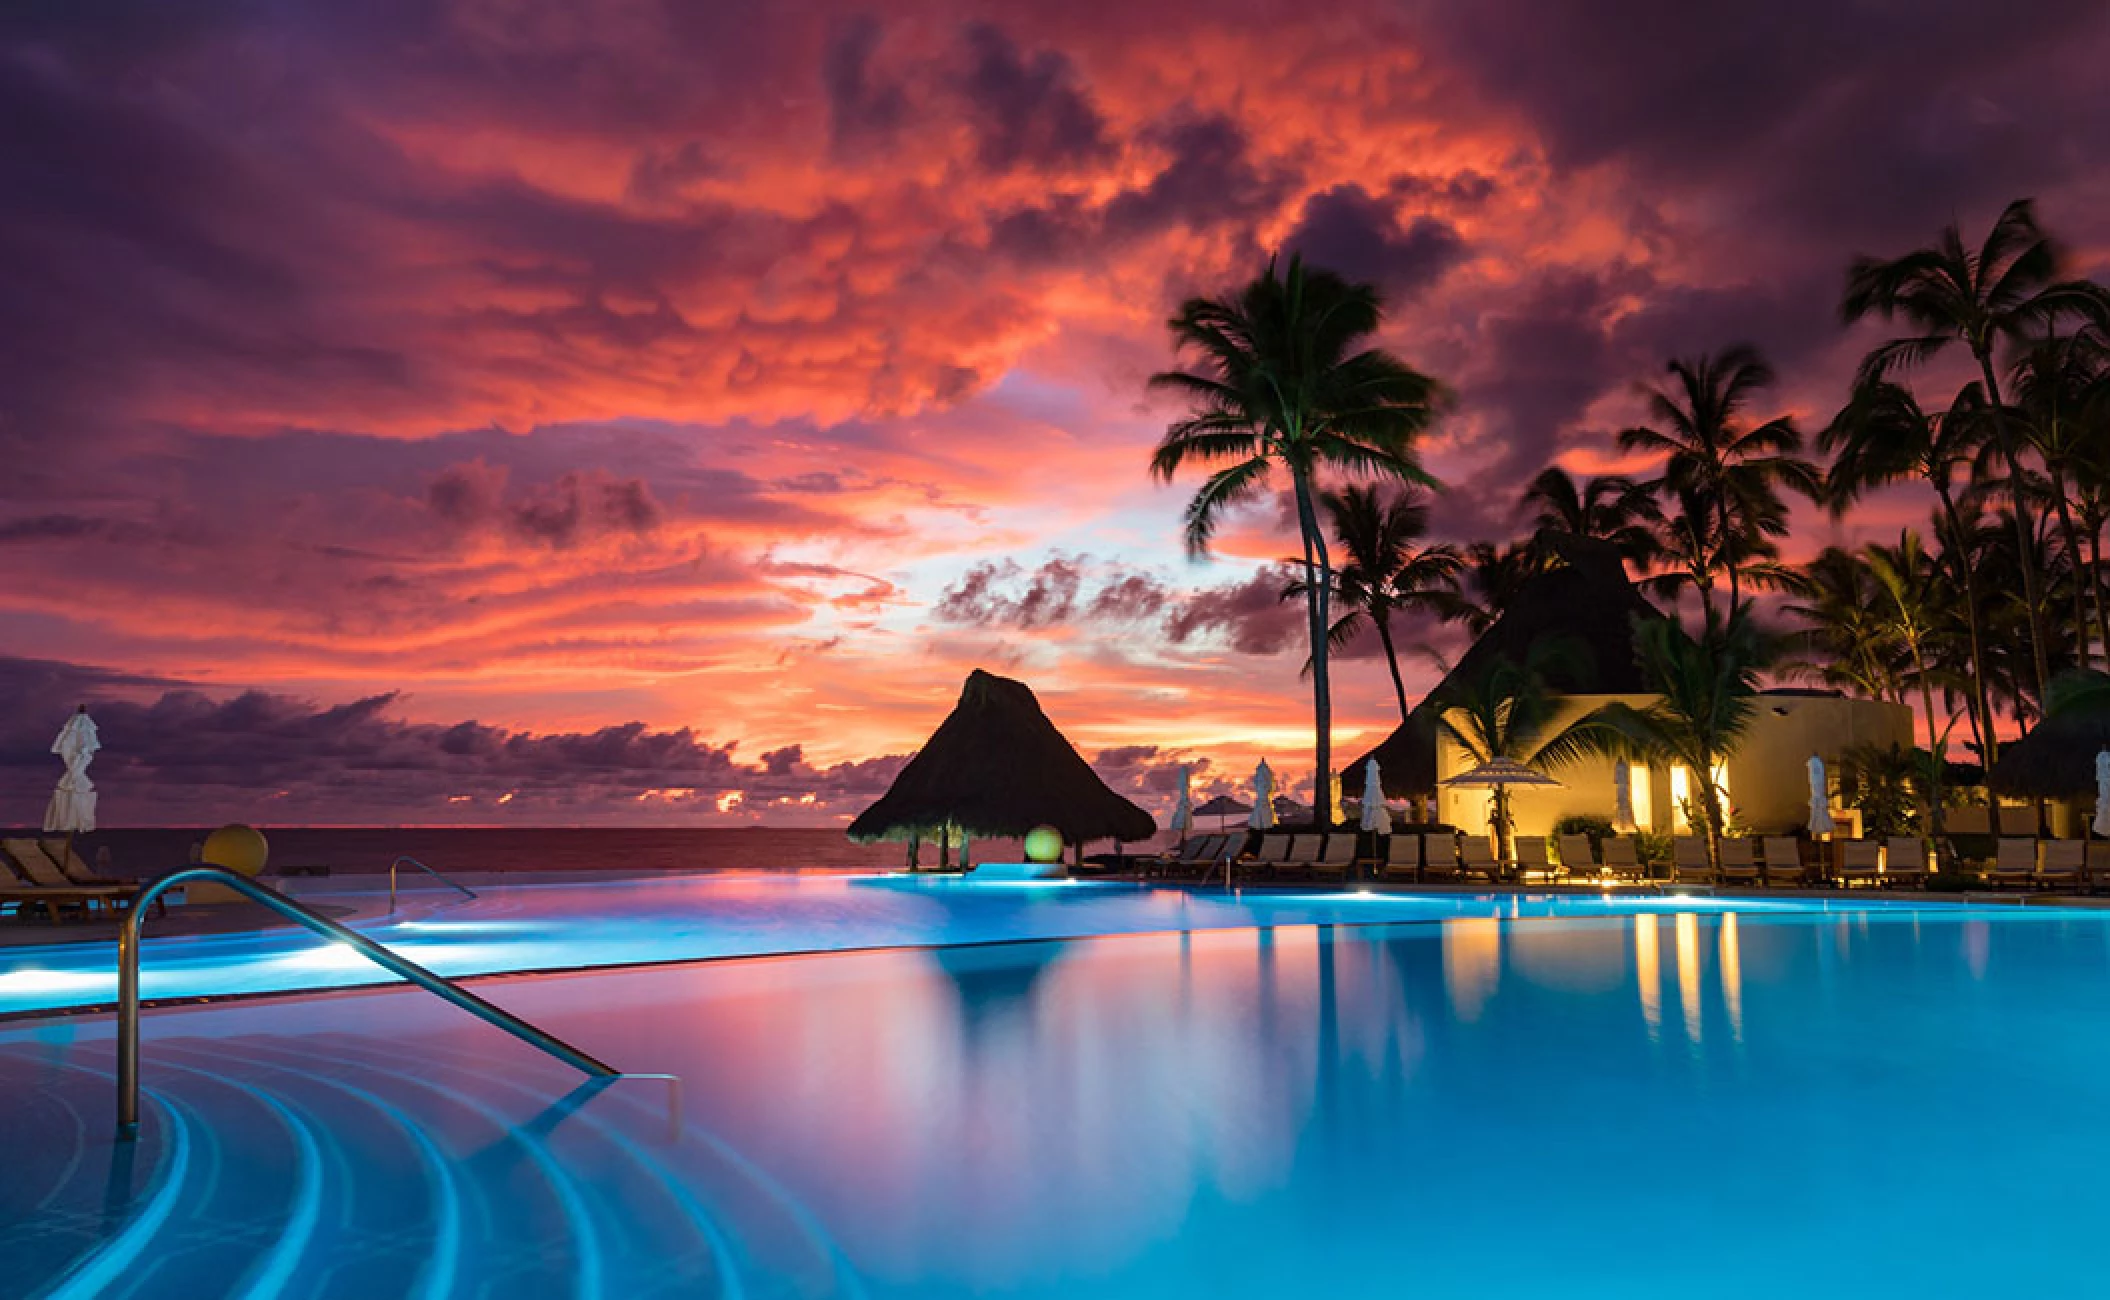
[0,873,1932,1017]
[6,905,2109,1297]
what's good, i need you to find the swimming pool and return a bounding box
[4,883,2107,1297]
[0,873,1903,1017]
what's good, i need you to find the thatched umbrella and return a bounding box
[1193,793,1251,831]
[848,670,1156,858]
[1442,755,1561,863]
[1991,710,2110,799]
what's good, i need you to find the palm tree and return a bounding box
[1843,198,2110,700]
[1820,377,2003,776]
[1432,638,1602,864]
[1149,255,1446,798]
[2009,330,2109,670]
[1586,607,1774,870]
[1450,540,1546,636]
[1520,465,1664,572]
[1865,531,1951,839]
[1780,546,1901,703]
[1619,346,1822,621]
[1284,483,1464,721]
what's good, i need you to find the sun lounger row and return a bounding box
[1151,831,2110,892]
[1238,832,1359,881]
[0,837,140,922]
[1146,833,1236,880]
[1976,838,2110,890]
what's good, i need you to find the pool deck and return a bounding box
[3,866,2100,952]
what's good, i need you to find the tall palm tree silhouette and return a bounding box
[1150,255,1445,805]
[1619,346,1821,621]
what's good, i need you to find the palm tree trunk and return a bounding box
[1374,611,1410,721]
[2048,465,2091,670]
[1720,500,1741,622]
[1291,470,1333,822]
[1977,354,2054,702]
[2088,512,2110,671]
[1935,485,2002,831]
[1910,643,1947,841]
[1699,747,1724,871]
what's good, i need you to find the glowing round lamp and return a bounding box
[1023,825,1064,863]
[202,824,269,877]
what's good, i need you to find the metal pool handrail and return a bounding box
[388,855,478,912]
[117,865,618,1138]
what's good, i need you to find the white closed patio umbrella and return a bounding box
[44,706,100,838]
[1250,760,1275,830]
[1170,764,1193,845]
[2093,750,2110,838]
[1807,754,1834,836]
[1359,759,1388,833]
[1612,763,1637,832]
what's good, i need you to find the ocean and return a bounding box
[12,826,1180,877]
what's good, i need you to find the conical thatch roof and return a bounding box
[848,670,1156,845]
[1347,538,1667,798]
[1990,711,2110,798]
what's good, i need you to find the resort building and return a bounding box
[1355,540,1913,839]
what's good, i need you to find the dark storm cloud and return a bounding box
[934,558,1085,628]
[958,23,1112,171]
[1410,0,2110,246]
[1161,565,1302,656]
[1103,112,1291,238]
[1281,185,1468,298]
[0,656,907,821]
[428,464,665,549]
[824,15,911,151]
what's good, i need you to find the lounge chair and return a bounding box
[41,837,132,885]
[1459,834,1503,882]
[1150,833,1222,880]
[1312,835,1355,882]
[1274,834,1322,880]
[2037,840,2085,891]
[1881,837,1928,888]
[1600,835,1647,882]
[1986,838,2038,888]
[1421,833,1462,882]
[1719,837,1761,886]
[1671,836,1716,884]
[2087,841,2110,894]
[1761,837,1806,888]
[1242,832,1294,879]
[1555,833,1599,882]
[0,840,128,921]
[1378,836,1420,882]
[1512,836,1555,883]
[1835,840,1882,887]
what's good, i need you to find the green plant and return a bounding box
[1837,742,1923,840]
[1635,830,1674,875]
[1552,813,1615,850]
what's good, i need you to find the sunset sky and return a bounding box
[4,1,2110,826]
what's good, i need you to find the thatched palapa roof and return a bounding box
[848,670,1157,845]
[1989,710,2110,798]
[1348,538,1667,798]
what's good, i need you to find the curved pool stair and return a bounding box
[2,1024,864,1299]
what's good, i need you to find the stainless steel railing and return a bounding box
[117,866,618,1138]
[388,855,477,912]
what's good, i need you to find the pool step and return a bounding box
[4,1028,861,1299]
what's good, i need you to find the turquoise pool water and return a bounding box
[4,886,2107,1296]
[0,874,1899,1017]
